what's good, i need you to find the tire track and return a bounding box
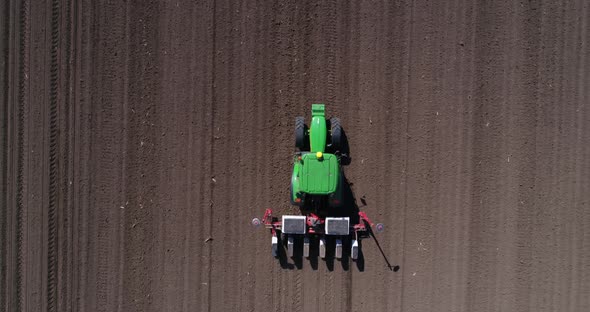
[0,0,7,303]
[15,0,30,310]
[70,10,81,309]
[0,0,13,305]
[60,4,71,309]
[47,0,61,311]
[58,0,75,310]
[74,2,92,310]
[292,271,302,312]
[324,0,337,107]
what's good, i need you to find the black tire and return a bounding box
[295,116,307,150]
[330,117,342,151]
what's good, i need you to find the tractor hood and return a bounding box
[299,153,339,194]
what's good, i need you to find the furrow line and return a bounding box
[292,271,302,312]
[0,0,7,304]
[46,0,61,309]
[206,1,217,311]
[15,0,30,310]
[60,0,74,310]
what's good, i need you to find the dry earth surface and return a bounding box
[2,1,590,312]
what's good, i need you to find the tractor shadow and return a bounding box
[338,128,399,272]
[338,174,400,272]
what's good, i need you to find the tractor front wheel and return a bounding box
[295,116,307,150]
[330,117,342,151]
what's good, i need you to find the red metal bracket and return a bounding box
[358,211,375,227]
[262,208,273,225]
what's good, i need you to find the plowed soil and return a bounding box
[2,1,590,312]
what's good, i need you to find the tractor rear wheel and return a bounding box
[295,116,307,150]
[330,117,342,151]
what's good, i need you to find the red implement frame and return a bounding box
[259,208,378,236]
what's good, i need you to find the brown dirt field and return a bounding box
[2,1,590,312]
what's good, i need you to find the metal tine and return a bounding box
[335,239,343,259]
[319,237,326,259]
[272,235,278,257]
[287,235,295,258]
[351,239,359,260]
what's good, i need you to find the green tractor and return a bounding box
[290,104,344,209]
[253,104,383,261]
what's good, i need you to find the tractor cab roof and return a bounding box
[298,152,339,195]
